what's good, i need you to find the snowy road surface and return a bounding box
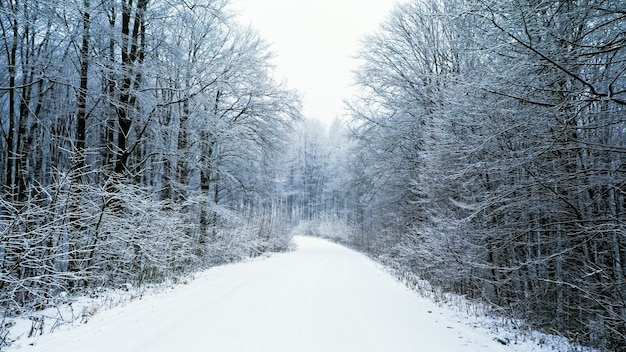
[20,236,514,352]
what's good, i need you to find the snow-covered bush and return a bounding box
[0,179,201,312]
[203,206,294,266]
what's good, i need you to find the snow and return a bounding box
[7,236,571,351]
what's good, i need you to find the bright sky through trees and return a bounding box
[231,0,400,124]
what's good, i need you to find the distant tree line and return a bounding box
[0,0,299,312]
[273,118,356,228]
[342,0,626,349]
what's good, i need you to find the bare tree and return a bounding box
[347,0,626,348]
[0,0,301,321]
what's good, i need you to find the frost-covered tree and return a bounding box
[348,0,626,348]
[0,0,300,313]
[276,118,358,241]
[348,0,460,249]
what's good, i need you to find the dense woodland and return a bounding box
[1,0,300,313]
[281,0,626,350]
[332,0,624,349]
[2,0,625,350]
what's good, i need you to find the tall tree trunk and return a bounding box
[114,0,148,175]
[5,14,19,201]
[175,96,189,200]
[199,91,221,246]
[67,0,92,289]
[101,1,116,175]
[73,0,90,181]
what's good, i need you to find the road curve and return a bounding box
[22,236,506,352]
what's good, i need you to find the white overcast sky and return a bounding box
[230,0,400,124]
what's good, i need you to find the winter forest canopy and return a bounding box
[1,0,625,350]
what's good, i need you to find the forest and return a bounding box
[1,0,625,350]
[1,0,300,314]
[285,0,626,350]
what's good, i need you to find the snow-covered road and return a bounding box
[19,236,519,351]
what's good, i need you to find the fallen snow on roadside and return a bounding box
[5,236,584,351]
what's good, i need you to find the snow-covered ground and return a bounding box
[6,236,580,351]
